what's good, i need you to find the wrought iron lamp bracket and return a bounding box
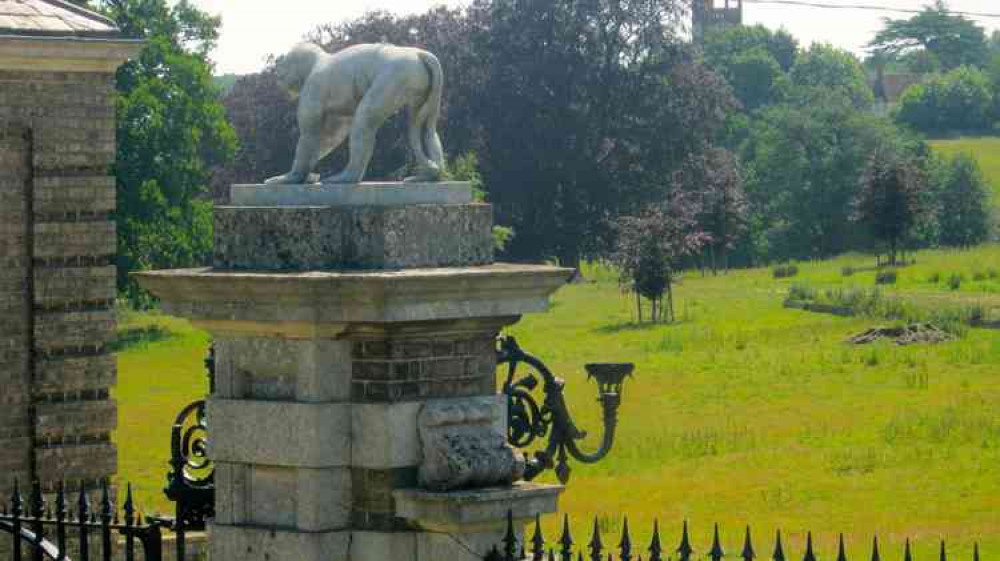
[497,335,634,484]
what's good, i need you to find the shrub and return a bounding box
[947,273,964,290]
[842,266,855,277]
[973,269,987,282]
[876,270,898,285]
[965,304,987,324]
[788,283,816,301]
[773,264,799,278]
[927,271,941,283]
[989,268,999,280]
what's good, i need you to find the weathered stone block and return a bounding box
[351,396,507,471]
[34,309,114,351]
[35,442,116,484]
[207,398,351,467]
[417,396,523,491]
[351,531,418,561]
[34,265,116,307]
[213,203,493,271]
[209,524,349,561]
[351,402,423,469]
[33,175,115,215]
[230,182,473,207]
[34,353,116,394]
[35,399,117,440]
[34,221,115,259]
[215,462,350,531]
[394,483,563,533]
[351,467,418,528]
[213,336,351,402]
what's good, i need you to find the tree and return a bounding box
[673,148,747,272]
[853,148,925,265]
[790,43,874,109]
[608,192,708,323]
[741,87,910,262]
[213,70,297,200]
[474,0,733,268]
[98,0,237,302]
[868,1,990,72]
[895,66,994,134]
[935,153,992,247]
[703,24,798,73]
[702,25,796,112]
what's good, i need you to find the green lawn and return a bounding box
[930,137,1000,201]
[114,251,1000,557]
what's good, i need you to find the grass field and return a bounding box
[114,250,1000,558]
[929,137,1000,201]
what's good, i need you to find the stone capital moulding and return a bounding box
[133,264,573,337]
[0,35,143,72]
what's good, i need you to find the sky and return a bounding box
[185,0,1000,75]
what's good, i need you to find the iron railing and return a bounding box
[0,480,163,561]
[486,511,982,561]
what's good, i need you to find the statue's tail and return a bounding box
[414,51,445,176]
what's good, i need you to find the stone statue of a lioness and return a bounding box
[265,42,446,185]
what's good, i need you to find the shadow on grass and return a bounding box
[596,320,681,334]
[109,325,175,352]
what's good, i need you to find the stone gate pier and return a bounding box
[136,182,570,560]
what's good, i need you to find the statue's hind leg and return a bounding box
[404,105,442,182]
[324,76,406,184]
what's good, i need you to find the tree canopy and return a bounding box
[868,1,990,72]
[95,0,236,302]
[853,148,925,265]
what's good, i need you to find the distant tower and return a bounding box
[693,0,744,42]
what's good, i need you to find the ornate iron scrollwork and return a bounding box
[164,399,214,530]
[160,344,215,535]
[498,336,634,484]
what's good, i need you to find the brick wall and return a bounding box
[0,127,33,498]
[0,69,118,496]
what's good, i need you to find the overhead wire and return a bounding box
[740,0,1000,19]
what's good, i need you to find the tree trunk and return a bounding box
[635,289,643,324]
[666,279,675,323]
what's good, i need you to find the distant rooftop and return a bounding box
[0,0,123,38]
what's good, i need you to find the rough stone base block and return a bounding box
[351,531,418,561]
[213,203,494,271]
[417,530,522,561]
[215,463,351,531]
[230,182,473,207]
[209,524,349,561]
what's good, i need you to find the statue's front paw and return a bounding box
[265,174,292,185]
[265,173,320,185]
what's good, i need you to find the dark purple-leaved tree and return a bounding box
[608,191,709,324]
[853,148,925,266]
[673,147,748,274]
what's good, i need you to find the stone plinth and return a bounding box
[230,181,474,207]
[214,182,493,271]
[394,484,563,561]
[135,182,570,561]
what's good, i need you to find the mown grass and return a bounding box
[113,308,210,519]
[930,137,1000,202]
[114,252,1000,556]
